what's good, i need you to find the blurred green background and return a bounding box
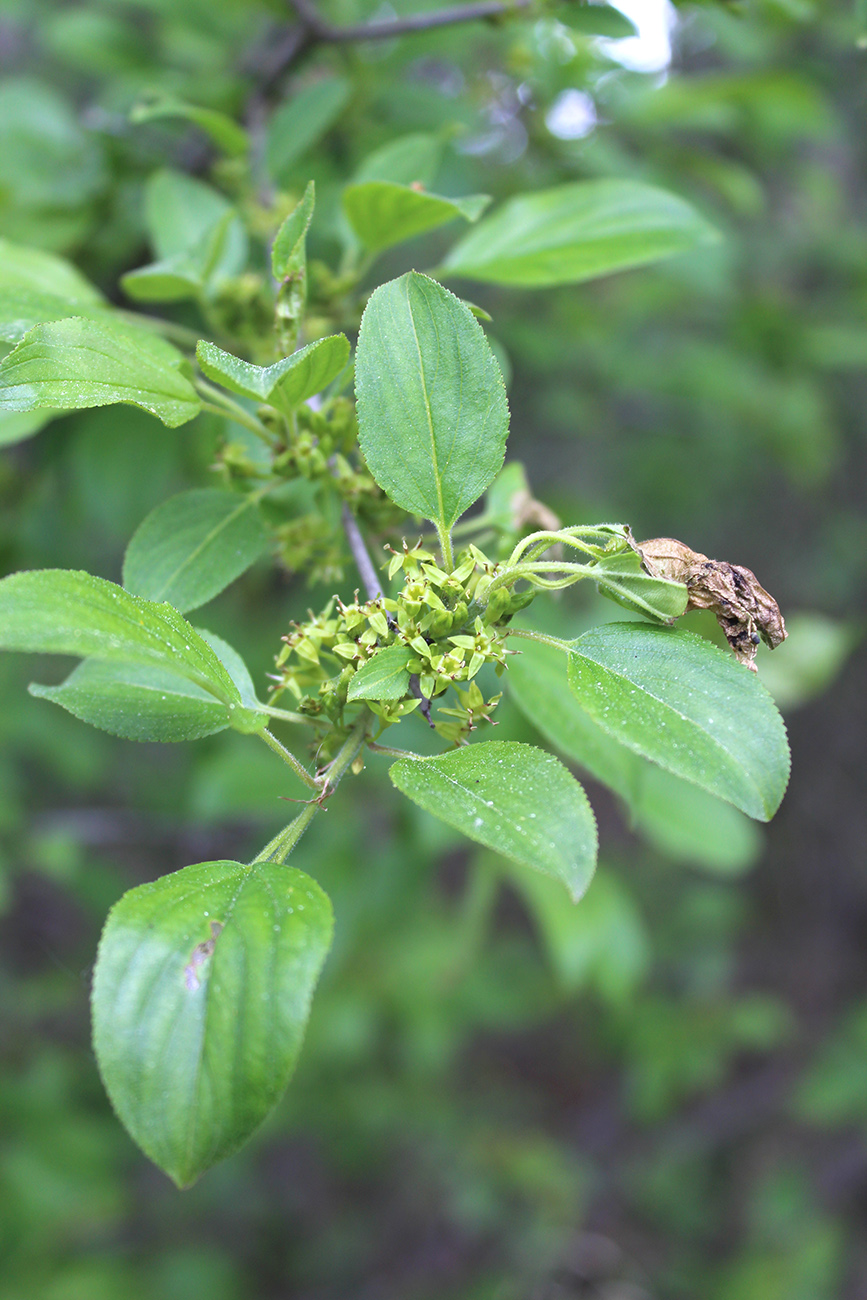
[0,0,865,1296]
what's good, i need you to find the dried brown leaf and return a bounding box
[636,537,787,671]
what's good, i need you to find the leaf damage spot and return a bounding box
[184,920,223,991]
[636,537,787,671]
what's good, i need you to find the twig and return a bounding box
[408,673,434,725]
[195,378,276,445]
[341,501,384,601]
[251,712,370,864]
[259,727,320,790]
[247,0,535,92]
[367,740,421,758]
[339,500,435,724]
[288,0,533,43]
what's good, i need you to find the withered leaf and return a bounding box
[636,537,787,671]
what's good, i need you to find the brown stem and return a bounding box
[408,674,434,726]
[244,0,534,136]
[341,502,384,601]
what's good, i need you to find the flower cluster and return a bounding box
[270,541,535,744]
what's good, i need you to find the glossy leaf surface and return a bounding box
[30,659,232,742]
[566,624,790,820]
[509,634,762,872]
[123,489,269,613]
[92,860,333,1186]
[0,285,111,343]
[390,741,597,900]
[0,569,242,706]
[196,629,263,715]
[442,179,719,287]
[0,236,108,342]
[196,335,349,411]
[343,182,488,254]
[355,272,508,532]
[0,317,201,427]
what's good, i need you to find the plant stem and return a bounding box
[251,712,371,865]
[196,379,276,445]
[261,703,320,726]
[479,560,593,602]
[259,727,320,790]
[503,627,574,653]
[367,740,420,758]
[341,501,384,600]
[251,802,319,866]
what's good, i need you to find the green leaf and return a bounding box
[508,634,762,873]
[196,335,350,412]
[441,179,720,287]
[355,272,508,534]
[347,645,412,701]
[122,489,269,613]
[29,659,233,742]
[390,741,597,900]
[592,547,688,622]
[485,461,530,532]
[271,182,315,280]
[0,237,104,303]
[0,240,110,343]
[634,765,762,874]
[0,407,57,448]
[568,4,637,37]
[566,624,790,820]
[131,97,249,157]
[509,633,641,803]
[0,569,241,707]
[0,285,113,343]
[343,181,489,255]
[0,317,201,427]
[505,863,648,997]
[120,261,205,304]
[196,629,263,716]
[92,860,333,1186]
[265,78,349,185]
[353,133,444,187]
[122,210,247,304]
[144,169,233,260]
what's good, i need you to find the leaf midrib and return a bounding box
[404,276,447,534]
[146,495,258,604]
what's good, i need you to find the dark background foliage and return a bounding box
[0,0,865,1296]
